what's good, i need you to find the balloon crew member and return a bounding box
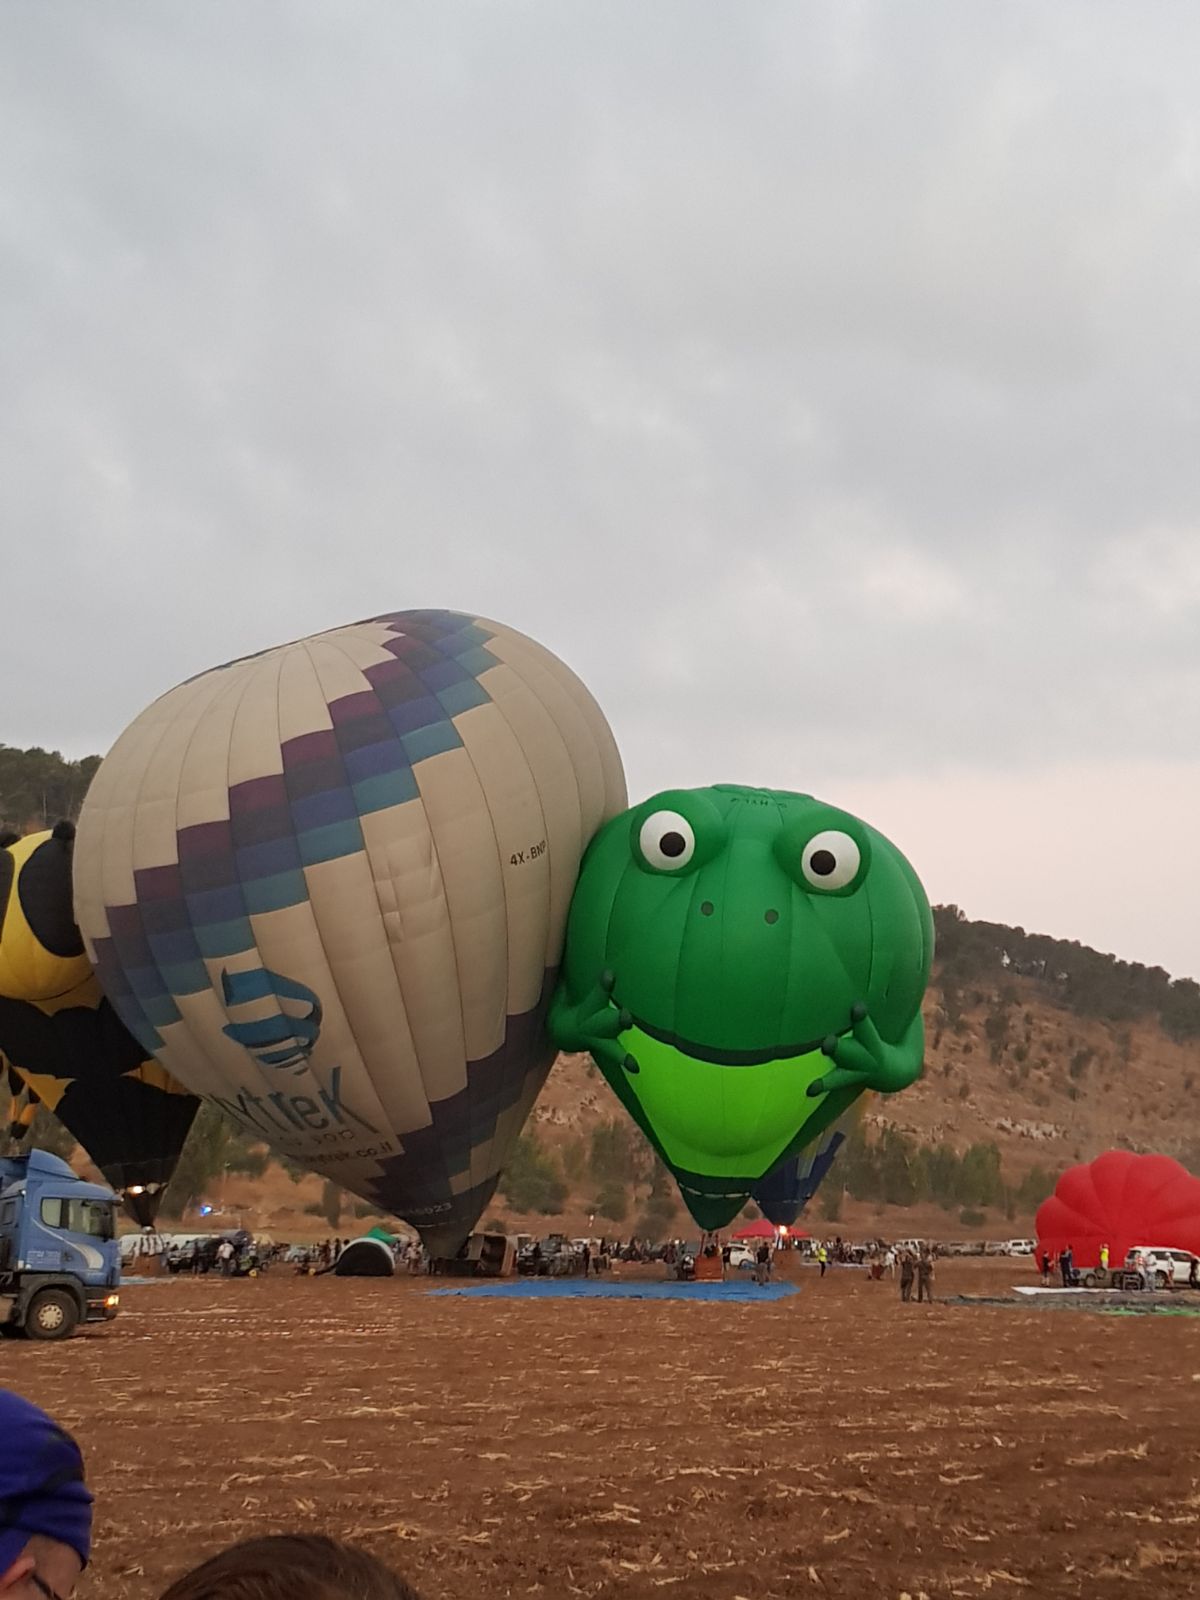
[1059,1245,1074,1288]
[899,1250,915,1302]
[1099,1242,1109,1273]
[816,1242,828,1278]
[754,1240,771,1286]
[916,1248,934,1303]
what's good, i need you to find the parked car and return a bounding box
[725,1243,755,1270]
[1004,1239,1036,1256]
[1125,1246,1199,1288]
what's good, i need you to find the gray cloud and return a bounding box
[2,2,1198,971]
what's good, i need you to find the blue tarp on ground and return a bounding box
[427,1278,801,1302]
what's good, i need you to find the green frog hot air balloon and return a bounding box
[549,785,932,1228]
[73,610,625,1255]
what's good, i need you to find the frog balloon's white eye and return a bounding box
[801,830,862,891]
[638,810,696,871]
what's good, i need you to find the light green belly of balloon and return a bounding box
[618,1023,831,1178]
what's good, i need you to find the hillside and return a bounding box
[122,906,1200,1247]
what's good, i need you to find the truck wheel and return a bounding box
[25,1289,79,1341]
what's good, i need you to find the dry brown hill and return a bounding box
[157,947,1200,1247]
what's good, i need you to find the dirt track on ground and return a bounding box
[6,1258,1199,1600]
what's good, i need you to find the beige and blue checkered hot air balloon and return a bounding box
[73,611,625,1254]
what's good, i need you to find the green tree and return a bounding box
[593,1182,628,1222]
[1015,1163,1055,1211]
[957,1143,1003,1208]
[321,1180,342,1228]
[25,1105,76,1161]
[561,1136,588,1182]
[162,1103,239,1215]
[0,744,103,830]
[499,1133,569,1214]
[161,1103,268,1216]
[589,1119,640,1184]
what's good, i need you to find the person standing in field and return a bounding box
[1040,1250,1052,1286]
[916,1248,934,1304]
[1099,1242,1109,1272]
[816,1242,828,1278]
[754,1240,771,1286]
[900,1250,915,1302]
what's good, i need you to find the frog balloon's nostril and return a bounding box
[700,901,714,917]
[764,908,779,925]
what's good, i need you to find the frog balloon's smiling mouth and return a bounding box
[627,1011,849,1067]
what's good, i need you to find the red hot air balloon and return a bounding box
[1035,1150,1200,1271]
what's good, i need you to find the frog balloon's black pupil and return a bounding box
[660,831,687,859]
[810,849,837,877]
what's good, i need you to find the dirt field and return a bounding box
[6,1257,1199,1600]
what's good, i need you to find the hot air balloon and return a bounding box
[74,609,625,1255]
[550,785,932,1228]
[1035,1150,1200,1271]
[4,1060,40,1145]
[0,824,200,1223]
[752,1118,850,1228]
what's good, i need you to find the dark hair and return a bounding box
[158,1535,424,1600]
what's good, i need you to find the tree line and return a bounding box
[499,1116,680,1238]
[820,1122,1056,1224]
[933,903,1200,1042]
[0,743,102,832]
[498,1116,1058,1234]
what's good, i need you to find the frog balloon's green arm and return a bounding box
[806,1003,925,1099]
[548,970,640,1078]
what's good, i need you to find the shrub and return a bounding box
[500,1134,569,1214]
[593,1182,629,1223]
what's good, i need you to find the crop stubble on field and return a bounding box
[6,1261,1200,1600]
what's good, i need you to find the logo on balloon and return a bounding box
[220,966,323,1073]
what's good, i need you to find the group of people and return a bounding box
[1040,1244,1082,1286]
[1039,1243,1199,1290]
[0,1389,424,1600]
[898,1248,936,1303]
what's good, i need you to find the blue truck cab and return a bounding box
[0,1148,121,1340]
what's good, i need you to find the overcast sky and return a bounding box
[2,3,1198,979]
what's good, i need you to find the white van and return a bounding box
[1005,1239,1036,1256]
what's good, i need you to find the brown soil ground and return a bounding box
[8,1258,1200,1600]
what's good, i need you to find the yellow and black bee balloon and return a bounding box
[0,822,199,1223]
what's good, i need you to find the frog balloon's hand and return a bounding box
[806,1003,924,1098]
[548,970,641,1077]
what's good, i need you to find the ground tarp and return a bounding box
[428,1279,801,1301]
